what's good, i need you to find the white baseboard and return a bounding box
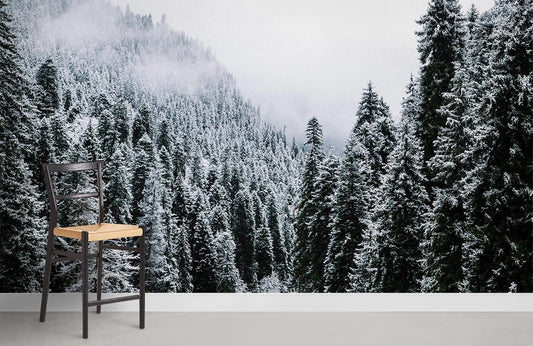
[1,293,532,312]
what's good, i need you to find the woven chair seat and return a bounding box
[54,223,143,241]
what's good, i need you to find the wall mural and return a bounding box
[0,0,531,293]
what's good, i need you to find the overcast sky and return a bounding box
[109,0,494,148]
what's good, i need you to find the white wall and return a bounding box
[1,293,532,312]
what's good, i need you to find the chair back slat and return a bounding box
[45,160,104,173]
[42,160,106,230]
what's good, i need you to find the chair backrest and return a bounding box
[42,160,105,231]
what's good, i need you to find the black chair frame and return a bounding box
[39,160,145,339]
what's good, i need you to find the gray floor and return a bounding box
[0,312,531,346]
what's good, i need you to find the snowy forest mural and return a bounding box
[0,0,531,293]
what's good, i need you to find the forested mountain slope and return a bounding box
[2,0,303,293]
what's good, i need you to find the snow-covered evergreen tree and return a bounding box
[373,112,429,292]
[209,204,230,234]
[132,133,155,223]
[422,64,474,292]
[266,191,289,283]
[416,0,466,169]
[175,225,193,292]
[309,154,339,292]
[97,109,116,159]
[138,163,169,292]
[213,231,244,292]
[35,58,59,118]
[325,131,370,292]
[191,211,217,292]
[105,143,132,224]
[353,82,396,192]
[255,225,274,282]
[464,0,533,292]
[294,117,324,292]
[0,0,45,292]
[232,188,257,291]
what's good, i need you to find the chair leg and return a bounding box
[96,240,103,314]
[139,231,146,329]
[39,234,54,323]
[82,231,89,339]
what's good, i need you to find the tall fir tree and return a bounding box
[0,0,46,292]
[373,113,430,292]
[139,162,170,292]
[324,130,370,292]
[308,154,339,292]
[131,133,155,223]
[35,58,59,118]
[416,0,466,170]
[294,117,324,291]
[266,191,289,283]
[105,143,133,224]
[175,225,193,292]
[213,231,243,292]
[81,121,102,162]
[191,211,217,292]
[353,82,396,192]
[255,225,274,281]
[113,101,131,144]
[232,188,257,291]
[98,109,116,159]
[422,65,473,292]
[465,0,533,292]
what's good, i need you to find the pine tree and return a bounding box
[132,106,151,146]
[422,65,473,292]
[281,201,296,291]
[172,138,187,180]
[175,225,193,292]
[294,117,324,291]
[0,0,46,291]
[98,146,136,293]
[266,191,288,282]
[132,133,155,223]
[105,143,132,224]
[36,117,54,165]
[159,145,181,292]
[416,0,466,168]
[209,181,230,211]
[50,113,71,161]
[210,205,230,234]
[139,164,169,292]
[324,131,370,292]
[0,139,46,292]
[113,101,131,145]
[251,191,265,229]
[308,154,340,292]
[353,82,396,191]
[35,58,59,118]
[374,115,429,292]
[255,225,274,281]
[325,128,369,292]
[466,4,479,37]
[157,119,173,152]
[98,109,116,159]
[232,188,257,291]
[81,121,102,162]
[191,211,217,292]
[465,0,533,292]
[213,231,243,292]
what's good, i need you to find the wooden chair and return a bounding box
[39,160,145,339]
